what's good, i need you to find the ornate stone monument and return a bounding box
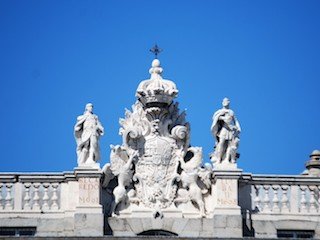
[103,58,212,223]
[74,103,104,168]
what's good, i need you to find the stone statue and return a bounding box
[210,98,241,166]
[74,103,104,167]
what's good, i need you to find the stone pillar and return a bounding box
[74,167,103,236]
[211,169,243,238]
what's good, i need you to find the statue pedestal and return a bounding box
[77,162,101,169]
[74,167,103,236]
[210,168,243,238]
[213,162,238,170]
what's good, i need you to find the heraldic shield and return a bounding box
[134,136,179,209]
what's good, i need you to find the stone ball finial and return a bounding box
[152,59,160,67]
[149,59,163,76]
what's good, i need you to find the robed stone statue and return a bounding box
[74,103,104,167]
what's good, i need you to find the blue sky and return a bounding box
[0,0,319,174]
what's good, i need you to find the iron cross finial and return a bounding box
[150,44,163,59]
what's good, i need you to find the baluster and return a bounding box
[300,185,307,213]
[309,186,317,213]
[32,183,40,210]
[253,185,261,211]
[280,185,290,213]
[262,185,271,212]
[272,185,280,212]
[23,183,31,210]
[0,183,3,210]
[5,183,13,210]
[51,183,59,210]
[42,183,50,211]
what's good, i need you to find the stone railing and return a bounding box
[0,169,104,237]
[241,174,320,214]
[0,172,75,213]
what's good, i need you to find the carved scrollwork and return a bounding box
[171,125,188,140]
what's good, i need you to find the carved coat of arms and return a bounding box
[102,59,211,218]
[135,136,178,209]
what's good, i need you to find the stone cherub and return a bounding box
[74,103,104,167]
[210,98,241,165]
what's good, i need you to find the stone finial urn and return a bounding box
[304,150,320,176]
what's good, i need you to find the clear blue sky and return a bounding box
[1,0,319,174]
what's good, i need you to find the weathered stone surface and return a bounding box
[74,213,103,236]
[227,215,242,228]
[213,215,227,228]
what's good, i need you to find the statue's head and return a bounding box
[222,98,230,108]
[85,103,93,113]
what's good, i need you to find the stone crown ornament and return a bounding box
[136,59,178,107]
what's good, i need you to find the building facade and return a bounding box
[0,59,319,238]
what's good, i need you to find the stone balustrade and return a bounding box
[0,172,75,213]
[240,174,320,214]
[2,172,319,215]
[0,170,319,237]
[0,169,103,237]
[239,174,320,238]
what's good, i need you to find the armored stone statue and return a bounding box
[74,103,104,167]
[210,98,241,166]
